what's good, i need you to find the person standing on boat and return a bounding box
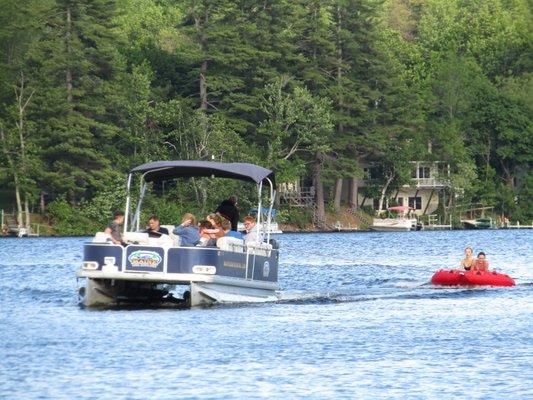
[144,215,169,238]
[216,195,239,231]
[104,211,125,245]
[173,213,200,246]
[243,215,262,245]
[473,252,490,271]
[460,246,475,270]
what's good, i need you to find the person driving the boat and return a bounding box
[104,210,125,245]
[473,252,489,271]
[460,246,475,270]
[143,215,169,238]
[243,215,262,245]
[173,213,200,246]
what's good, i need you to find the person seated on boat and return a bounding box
[204,213,225,239]
[104,210,125,245]
[221,218,243,240]
[460,246,475,270]
[243,215,262,245]
[173,213,200,246]
[143,215,169,238]
[215,195,239,231]
[473,252,490,271]
[197,220,217,246]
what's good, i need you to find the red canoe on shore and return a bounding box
[431,269,515,287]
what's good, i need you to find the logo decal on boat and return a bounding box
[128,250,162,268]
[263,261,270,277]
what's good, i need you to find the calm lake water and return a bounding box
[1,230,532,399]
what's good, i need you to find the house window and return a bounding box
[397,197,404,207]
[418,166,430,179]
[411,168,418,178]
[409,196,422,210]
[363,167,372,180]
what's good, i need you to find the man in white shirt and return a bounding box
[243,215,263,245]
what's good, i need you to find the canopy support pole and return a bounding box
[256,181,263,241]
[123,174,133,233]
[132,178,147,231]
[265,178,275,244]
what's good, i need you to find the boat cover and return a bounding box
[130,160,275,186]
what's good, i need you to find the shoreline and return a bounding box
[2,226,533,239]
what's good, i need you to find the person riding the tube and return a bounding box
[473,252,489,271]
[460,246,475,270]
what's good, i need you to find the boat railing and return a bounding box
[91,231,273,256]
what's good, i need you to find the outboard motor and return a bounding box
[269,238,279,250]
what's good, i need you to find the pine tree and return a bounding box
[26,0,126,203]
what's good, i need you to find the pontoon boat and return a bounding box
[77,160,280,308]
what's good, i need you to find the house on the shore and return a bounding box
[355,161,450,215]
[279,161,451,216]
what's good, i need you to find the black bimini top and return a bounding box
[130,160,275,186]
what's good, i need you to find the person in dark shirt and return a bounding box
[144,215,169,238]
[216,195,239,231]
[105,210,125,244]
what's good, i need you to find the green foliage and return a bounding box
[47,197,99,236]
[0,0,531,230]
[280,208,313,230]
[257,77,334,181]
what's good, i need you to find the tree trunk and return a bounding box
[332,5,344,214]
[66,6,73,104]
[333,178,342,211]
[14,73,34,229]
[40,192,46,214]
[313,152,326,226]
[195,7,209,111]
[0,128,23,228]
[199,60,208,110]
[349,178,358,209]
[14,176,23,228]
[24,196,30,229]
[377,174,394,215]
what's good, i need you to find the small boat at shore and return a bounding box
[461,217,494,229]
[371,206,422,232]
[431,269,515,287]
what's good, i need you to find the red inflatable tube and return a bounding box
[431,269,515,287]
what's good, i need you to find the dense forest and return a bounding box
[0,0,531,234]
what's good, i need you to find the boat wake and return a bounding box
[275,283,513,306]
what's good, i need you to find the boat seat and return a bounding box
[147,233,174,247]
[161,225,180,247]
[123,231,149,245]
[217,236,245,253]
[246,242,273,257]
[92,232,111,243]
